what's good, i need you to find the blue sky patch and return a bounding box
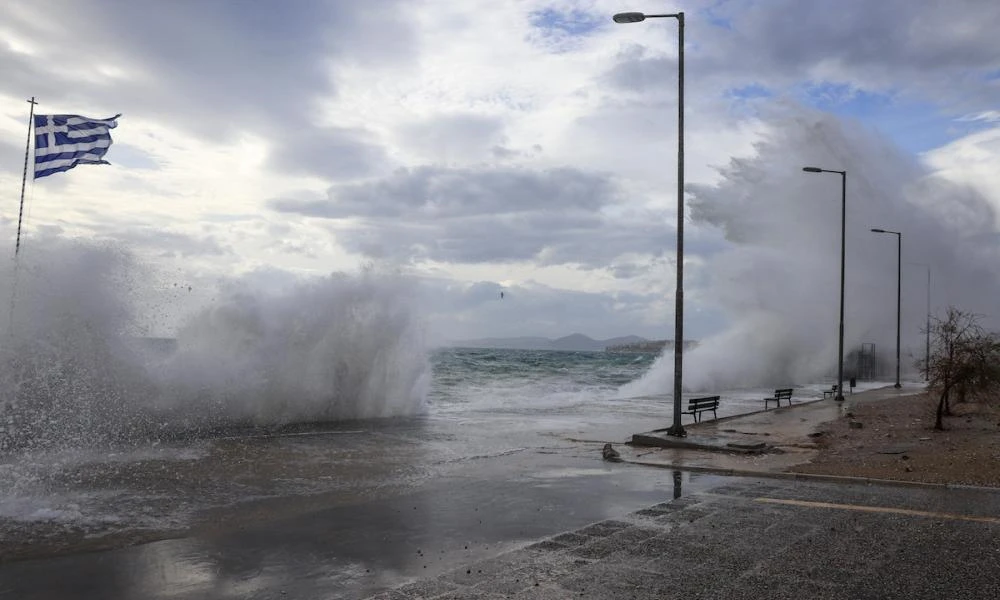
[703,2,735,30]
[725,83,775,117]
[795,83,984,153]
[727,83,773,100]
[111,144,159,170]
[529,7,603,37]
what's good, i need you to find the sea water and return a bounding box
[429,346,881,419]
[0,340,880,529]
[6,106,971,531]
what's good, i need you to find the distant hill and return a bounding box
[446,336,553,350]
[445,334,649,352]
[605,340,698,354]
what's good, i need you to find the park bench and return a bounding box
[683,396,720,423]
[822,384,838,399]
[764,388,793,409]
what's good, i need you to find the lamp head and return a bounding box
[802,167,823,173]
[613,12,646,23]
[871,228,886,233]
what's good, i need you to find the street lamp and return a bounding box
[871,228,902,388]
[802,166,847,402]
[613,10,686,437]
[924,267,930,382]
[907,263,931,382]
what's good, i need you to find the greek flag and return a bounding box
[33,114,121,179]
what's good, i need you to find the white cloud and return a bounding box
[923,125,1000,209]
[1,0,998,342]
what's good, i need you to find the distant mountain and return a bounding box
[550,333,599,351]
[606,339,699,353]
[446,336,553,350]
[597,335,648,347]
[445,334,650,352]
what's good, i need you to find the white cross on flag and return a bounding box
[33,114,121,179]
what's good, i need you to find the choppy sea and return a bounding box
[0,345,887,533]
[430,346,878,417]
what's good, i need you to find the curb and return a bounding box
[628,434,771,453]
[648,397,832,433]
[620,459,1000,493]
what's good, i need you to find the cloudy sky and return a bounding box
[1,0,998,344]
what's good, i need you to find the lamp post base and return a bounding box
[894,383,901,388]
[835,394,845,402]
[665,424,687,437]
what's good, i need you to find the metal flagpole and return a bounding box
[15,97,37,258]
[9,97,36,335]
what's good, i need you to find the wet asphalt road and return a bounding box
[0,399,720,599]
[5,466,1000,599]
[0,401,669,556]
[366,478,1000,599]
[3,396,999,599]
[0,449,722,599]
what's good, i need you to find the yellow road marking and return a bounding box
[755,497,1000,524]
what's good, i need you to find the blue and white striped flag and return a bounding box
[33,114,121,179]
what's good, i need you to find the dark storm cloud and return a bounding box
[334,166,612,218]
[269,126,389,180]
[2,0,412,180]
[268,165,674,266]
[396,114,508,161]
[715,0,1000,74]
[601,45,677,94]
[0,46,72,108]
[605,0,1000,110]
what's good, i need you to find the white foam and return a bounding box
[0,239,431,451]
[621,110,1000,396]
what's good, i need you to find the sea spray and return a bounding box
[151,266,430,427]
[0,240,155,450]
[0,240,430,451]
[620,109,1000,396]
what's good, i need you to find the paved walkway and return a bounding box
[617,384,924,479]
[364,384,1000,599]
[367,475,1000,599]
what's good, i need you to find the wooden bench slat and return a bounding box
[764,388,794,408]
[683,395,720,423]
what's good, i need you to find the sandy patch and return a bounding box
[789,392,1000,487]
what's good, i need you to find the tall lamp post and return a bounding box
[871,228,902,388]
[908,263,931,382]
[924,266,930,382]
[613,10,686,436]
[802,167,847,402]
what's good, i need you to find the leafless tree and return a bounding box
[924,307,1000,430]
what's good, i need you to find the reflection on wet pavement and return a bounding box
[0,401,731,599]
[1,458,723,599]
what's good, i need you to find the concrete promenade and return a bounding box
[367,476,1000,599]
[366,385,1000,599]
[6,384,996,599]
[618,384,921,479]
